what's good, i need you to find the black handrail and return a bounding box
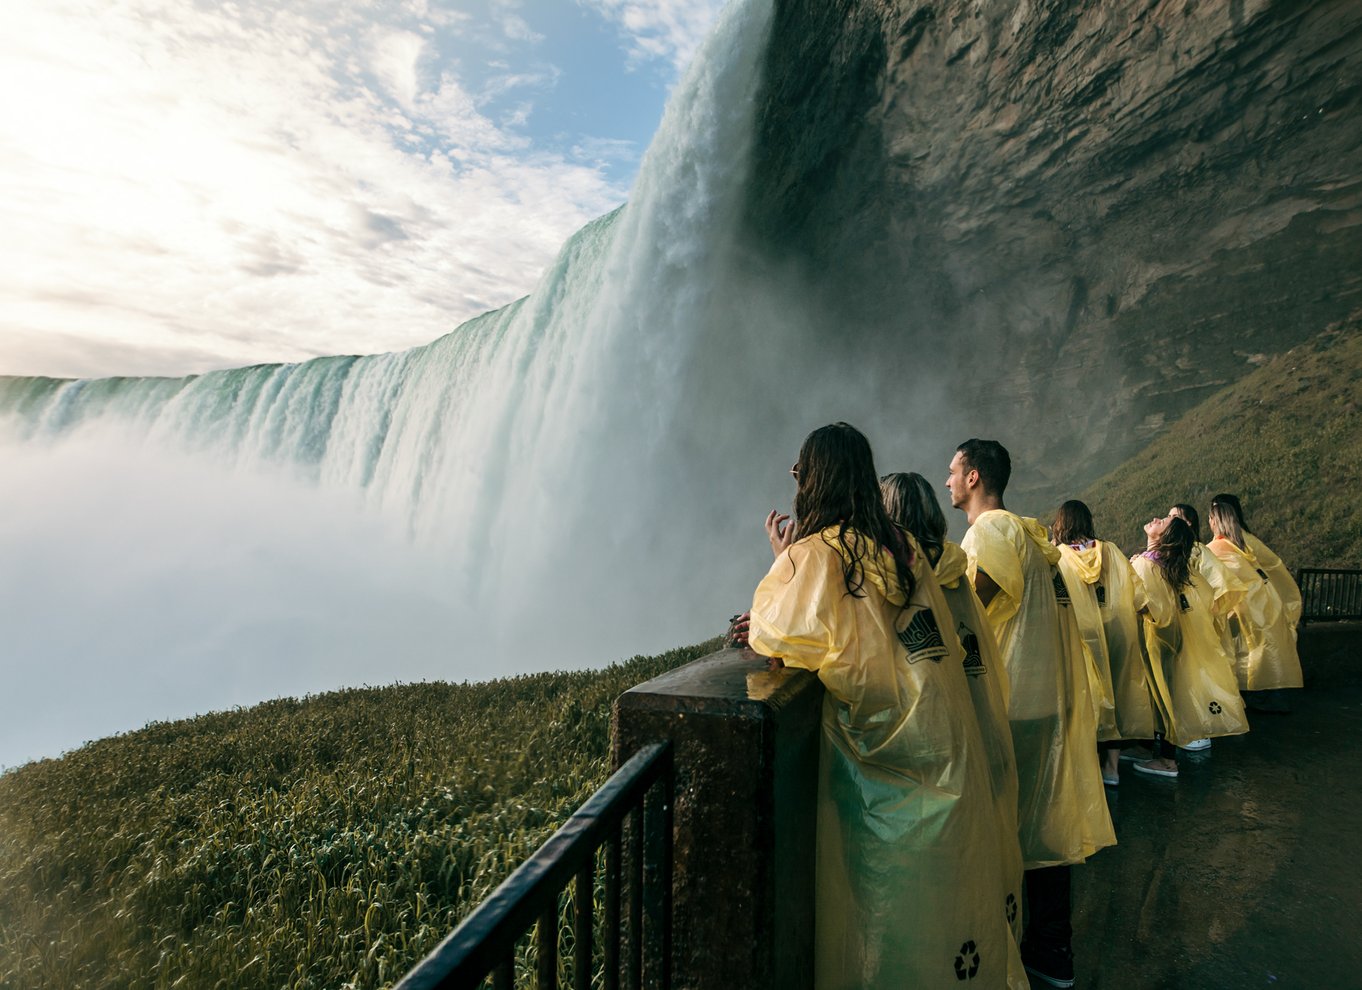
[1297,567,1362,623]
[395,742,674,990]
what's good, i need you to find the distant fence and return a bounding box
[1298,568,1362,623]
[395,742,673,990]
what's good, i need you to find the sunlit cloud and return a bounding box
[579,0,729,71]
[0,0,628,378]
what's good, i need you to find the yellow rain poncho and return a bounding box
[1207,538,1304,691]
[1061,541,1156,740]
[962,510,1115,869]
[1130,553,1250,746]
[934,540,1024,947]
[750,528,1024,990]
[1246,532,1304,631]
[1055,542,1118,742]
[1192,542,1246,661]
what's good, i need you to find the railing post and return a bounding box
[612,648,823,990]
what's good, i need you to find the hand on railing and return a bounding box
[725,611,750,648]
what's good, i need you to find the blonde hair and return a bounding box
[1209,500,1245,550]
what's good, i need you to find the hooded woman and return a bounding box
[749,425,1022,990]
[1129,514,1249,778]
[1050,500,1155,785]
[1206,495,1304,708]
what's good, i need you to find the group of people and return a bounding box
[731,424,1304,990]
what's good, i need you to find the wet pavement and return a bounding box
[1064,626,1362,989]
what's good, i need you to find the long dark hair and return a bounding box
[1051,499,1096,547]
[792,423,915,601]
[1170,503,1201,543]
[880,471,946,565]
[1152,515,1195,590]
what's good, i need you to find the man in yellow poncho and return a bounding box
[947,440,1115,990]
[750,424,1024,990]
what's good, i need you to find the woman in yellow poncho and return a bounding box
[1206,495,1304,709]
[749,425,1022,990]
[1128,514,1249,778]
[879,472,1025,963]
[1050,500,1155,786]
[1165,502,1246,751]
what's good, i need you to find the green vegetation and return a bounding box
[0,641,718,990]
[1076,313,1362,566]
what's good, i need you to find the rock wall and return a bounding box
[745,0,1362,504]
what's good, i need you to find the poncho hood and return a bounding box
[1060,542,1104,584]
[977,510,1061,566]
[935,540,969,588]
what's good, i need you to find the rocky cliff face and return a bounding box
[745,0,1362,504]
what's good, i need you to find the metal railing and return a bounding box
[395,742,674,990]
[1298,568,1362,623]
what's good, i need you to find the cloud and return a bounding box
[0,0,628,377]
[489,0,544,44]
[578,0,728,72]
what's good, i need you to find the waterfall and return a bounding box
[0,0,790,768]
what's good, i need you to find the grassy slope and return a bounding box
[0,641,719,990]
[1076,313,1362,565]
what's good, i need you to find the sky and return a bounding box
[0,0,727,379]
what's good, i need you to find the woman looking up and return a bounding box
[1129,514,1249,778]
[1050,500,1153,786]
[1206,496,1304,711]
[749,426,1021,990]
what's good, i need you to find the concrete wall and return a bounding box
[612,649,823,990]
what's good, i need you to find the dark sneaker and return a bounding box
[1022,944,1075,988]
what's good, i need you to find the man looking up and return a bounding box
[947,439,1115,990]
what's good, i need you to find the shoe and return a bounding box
[1102,770,1119,786]
[1021,944,1075,988]
[1133,759,1179,778]
[1182,738,1211,751]
[1118,747,1154,763]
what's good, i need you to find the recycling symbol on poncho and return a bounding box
[1209,700,1223,715]
[953,940,980,981]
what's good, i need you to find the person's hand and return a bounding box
[766,510,794,558]
[725,611,751,648]
[765,655,785,672]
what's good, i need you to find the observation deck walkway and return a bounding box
[1069,623,1362,989]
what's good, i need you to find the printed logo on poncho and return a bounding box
[898,608,949,664]
[1052,570,1071,605]
[954,940,980,981]
[958,623,987,678]
[1096,583,1108,608]
[1178,593,1191,613]
[1209,700,1223,715]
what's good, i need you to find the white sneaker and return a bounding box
[1182,738,1212,751]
